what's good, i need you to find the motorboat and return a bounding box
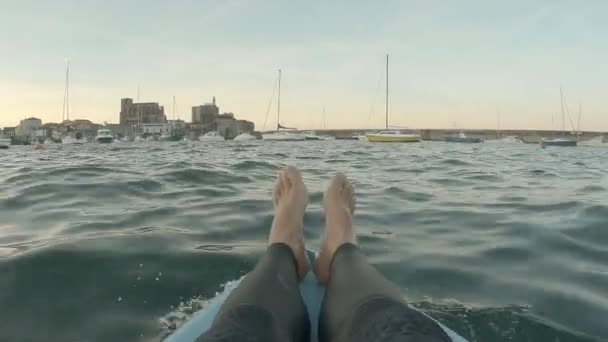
[95,129,114,143]
[541,137,577,147]
[199,131,224,141]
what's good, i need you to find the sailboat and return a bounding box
[60,61,85,145]
[541,87,577,147]
[160,96,185,141]
[366,55,421,143]
[263,69,306,141]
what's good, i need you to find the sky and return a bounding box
[1,0,606,131]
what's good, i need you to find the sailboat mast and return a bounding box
[66,61,69,121]
[323,107,326,130]
[137,85,141,133]
[62,60,70,122]
[496,108,501,138]
[560,86,565,133]
[578,102,582,135]
[277,69,282,130]
[385,54,389,130]
[172,96,176,120]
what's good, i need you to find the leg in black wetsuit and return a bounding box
[197,166,311,342]
[318,243,452,342]
[196,243,309,342]
[316,172,452,342]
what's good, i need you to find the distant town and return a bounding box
[1,96,256,144]
[1,95,607,146]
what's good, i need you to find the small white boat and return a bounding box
[0,136,10,149]
[62,135,86,144]
[95,129,114,144]
[304,131,334,141]
[199,131,224,141]
[263,131,306,141]
[134,135,145,143]
[541,137,577,147]
[234,132,257,141]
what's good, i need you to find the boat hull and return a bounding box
[366,134,421,143]
[96,137,114,144]
[542,139,577,147]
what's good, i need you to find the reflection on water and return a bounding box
[0,141,607,342]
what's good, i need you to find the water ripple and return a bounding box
[0,141,606,342]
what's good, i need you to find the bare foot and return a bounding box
[269,166,310,279]
[315,173,356,283]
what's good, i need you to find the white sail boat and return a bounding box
[60,61,85,144]
[366,54,421,143]
[263,69,306,141]
[541,87,577,147]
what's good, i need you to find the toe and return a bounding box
[283,166,303,186]
[273,171,286,206]
[343,182,356,213]
[332,173,348,189]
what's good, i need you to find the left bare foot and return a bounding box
[269,166,310,279]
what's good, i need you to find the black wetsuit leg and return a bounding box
[196,243,309,342]
[319,243,452,342]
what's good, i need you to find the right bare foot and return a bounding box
[315,173,356,283]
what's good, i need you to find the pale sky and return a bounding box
[1,0,606,131]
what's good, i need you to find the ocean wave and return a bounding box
[159,168,251,185]
[231,160,279,171]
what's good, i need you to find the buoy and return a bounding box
[35,144,44,150]
[540,142,545,149]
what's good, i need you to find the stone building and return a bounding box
[236,120,255,134]
[120,98,166,125]
[192,97,219,131]
[216,113,236,138]
[190,97,255,139]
